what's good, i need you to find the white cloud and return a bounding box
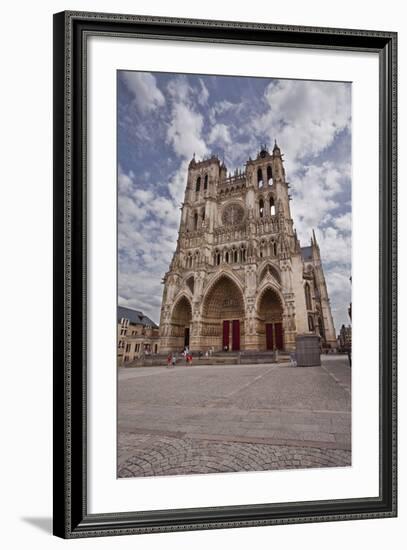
[167,75,192,103]
[198,78,210,105]
[315,226,351,267]
[117,167,181,322]
[254,79,351,175]
[208,123,231,147]
[290,161,349,242]
[288,158,352,333]
[166,102,208,159]
[167,75,210,107]
[122,72,165,113]
[334,212,352,233]
[168,159,189,203]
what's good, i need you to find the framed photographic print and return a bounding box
[53,11,397,538]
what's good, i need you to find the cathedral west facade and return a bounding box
[159,143,336,353]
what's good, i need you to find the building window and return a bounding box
[204,174,208,190]
[259,199,264,218]
[194,212,198,230]
[125,343,131,352]
[304,283,312,310]
[270,240,276,257]
[234,249,238,263]
[267,165,273,185]
[225,251,229,263]
[196,176,201,192]
[308,315,315,331]
[257,168,263,188]
[270,197,276,216]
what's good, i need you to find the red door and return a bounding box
[222,320,230,350]
[232,320,240,351]
[265,323,274,350]
[274,322,284,350]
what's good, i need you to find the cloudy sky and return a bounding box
[118,71,352,332]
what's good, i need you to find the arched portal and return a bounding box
[170,296,192,350]
[257,288,284,350]
[202,275,245,351]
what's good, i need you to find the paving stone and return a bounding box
[118,359,351,476]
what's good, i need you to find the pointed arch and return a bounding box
[256,282,285,312]
[203,270,245,305]
[257,286,284,318]
[202,273,245,319]
[171,293,192,320]
[259,262,281,285]
[170,294,193,350]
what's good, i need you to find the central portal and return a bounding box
[222,319,241,351]
[202,275,244,351]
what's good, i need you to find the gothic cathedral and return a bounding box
[159,143,336,353]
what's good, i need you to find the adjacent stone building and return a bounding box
[118,306,159,364]
[159,143,336,353]
[337,324,352,352]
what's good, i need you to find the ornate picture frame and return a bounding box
[53,11,397,538]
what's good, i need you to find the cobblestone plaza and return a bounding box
[118,355,351,477]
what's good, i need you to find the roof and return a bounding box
[301,246,313,261]
[117,306,158,328]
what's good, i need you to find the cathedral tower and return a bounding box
[159,145,337,353]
